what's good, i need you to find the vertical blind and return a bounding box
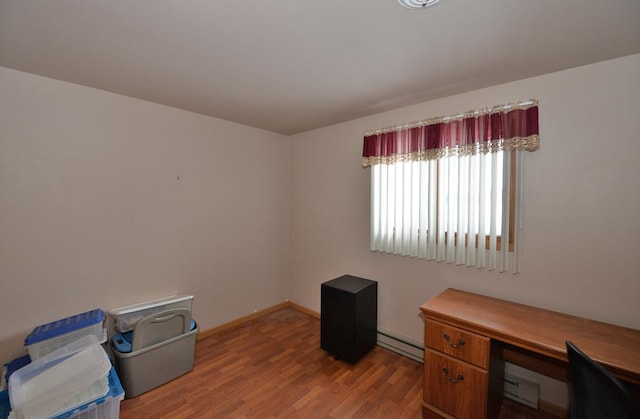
[362,100,540,273]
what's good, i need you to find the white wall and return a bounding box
[2,53,639,407]
[290,54,640,406]
[0,67,291,364]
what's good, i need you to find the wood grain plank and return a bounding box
[119,305,561,418]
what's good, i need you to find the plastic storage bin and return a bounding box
[109,295,193,333]
[112,321,198,398]
[54,367,124,419]
[112,319,196,354]
[9,335,111,419]
[24,309,106,360]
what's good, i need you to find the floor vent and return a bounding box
[376,330,424,363]
[504,374,539,409]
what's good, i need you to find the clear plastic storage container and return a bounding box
[24,309,106,360]
[54,367,124,419]
[9,335,111,419]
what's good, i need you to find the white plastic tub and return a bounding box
[9,335,111,419]
[109,295,193,333]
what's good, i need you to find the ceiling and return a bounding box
[1,1,639,135]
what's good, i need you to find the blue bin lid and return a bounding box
[24,309,105,345]
[111,330,133,353]
[112,319,196,353]
[0,390,10,419]
[4,354,31,384]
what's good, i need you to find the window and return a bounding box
[362,100,539,273]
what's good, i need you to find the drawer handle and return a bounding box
[443,334,466,349]
[442,368,464,383]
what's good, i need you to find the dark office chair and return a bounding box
[566,341,640,419]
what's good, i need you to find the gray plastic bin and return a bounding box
[112,324,198,398]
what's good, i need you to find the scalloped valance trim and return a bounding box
[362,135,539,167]
[362,99,540,168]
[363,99,538,137]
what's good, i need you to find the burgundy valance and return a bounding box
[362,100,540,167]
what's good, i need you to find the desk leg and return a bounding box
[489,342,505,419]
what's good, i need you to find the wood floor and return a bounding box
[119,307,562,419]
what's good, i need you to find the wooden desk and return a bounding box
[419,288,640,419]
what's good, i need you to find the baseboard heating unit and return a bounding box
[504,374,539,409]
[376,329,424,363]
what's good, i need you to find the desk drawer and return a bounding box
[425,319,489,369]
[424,349,488,419]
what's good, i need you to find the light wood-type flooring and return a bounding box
[119,307,562,418]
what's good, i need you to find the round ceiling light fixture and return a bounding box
[397,0,445,9]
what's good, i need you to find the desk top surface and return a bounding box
[420,288,640,384]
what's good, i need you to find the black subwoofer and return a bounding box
[320,275,378,363]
